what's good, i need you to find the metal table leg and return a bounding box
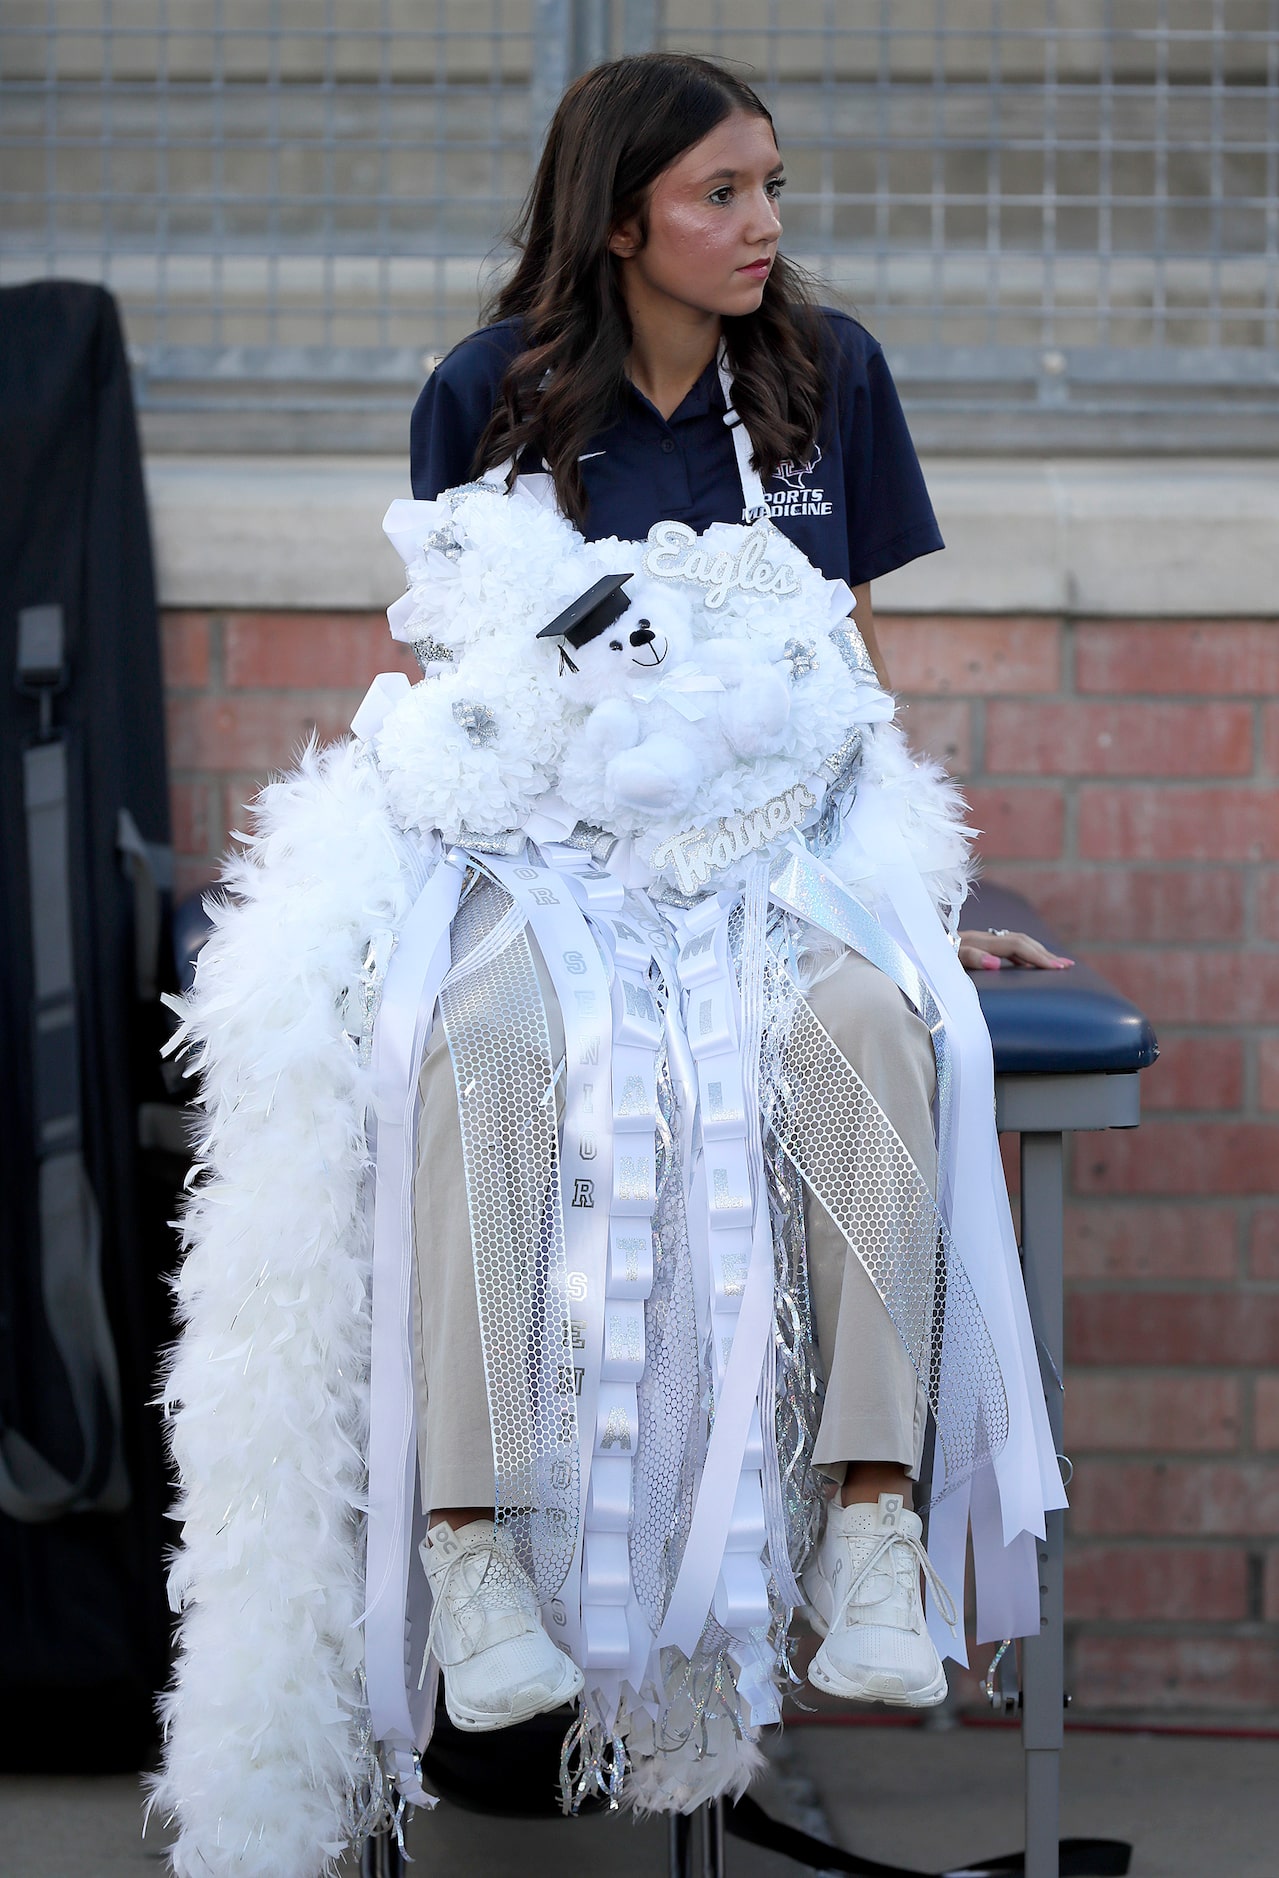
[701,1798,726,1878]
[668,1807,696,1878]
[360,1827,405,1877]
[668,1800,725,1878]
[1018,1130,1066,1878]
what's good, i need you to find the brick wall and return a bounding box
[164,607,1279,1718]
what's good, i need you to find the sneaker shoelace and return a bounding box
[832,1525,960,1638]
[419,1532,539,1685]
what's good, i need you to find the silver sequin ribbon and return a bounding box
[436,873,580,1596]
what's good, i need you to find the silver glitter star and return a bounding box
[412,636,453,671]
[452,699,498,748]
[423,526,463,561]
[783,638,819,679]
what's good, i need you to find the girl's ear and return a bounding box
[608,217,642,260]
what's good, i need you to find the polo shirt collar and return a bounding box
[622,350,726,426]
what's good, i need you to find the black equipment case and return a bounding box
[1,280,179,1769]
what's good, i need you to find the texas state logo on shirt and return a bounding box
[746,444,835,521]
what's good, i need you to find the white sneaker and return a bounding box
[421,1519,584,1733]
[802,1492,954,1707]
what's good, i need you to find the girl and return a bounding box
[155,51,1069,1875]
[405,53,1065,1749]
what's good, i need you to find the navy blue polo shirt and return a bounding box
[409,310,943,587]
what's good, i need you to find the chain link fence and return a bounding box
[2,1,1277,449]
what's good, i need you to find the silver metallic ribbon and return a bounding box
[763,939,1008,1496]
[769,844,955,1181]
[437,870,580,1599]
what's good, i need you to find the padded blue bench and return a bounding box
[969,882,1158,1081]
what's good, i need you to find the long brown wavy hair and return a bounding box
[473,53,827,525]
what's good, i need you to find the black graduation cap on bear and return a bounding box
[537,574,634,668]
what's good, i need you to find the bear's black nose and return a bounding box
[629,622,655,647]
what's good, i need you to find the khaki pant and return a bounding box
[412,944,936,1508]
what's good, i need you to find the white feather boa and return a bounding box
[150,740,414,1878]
[148,698,974,1877]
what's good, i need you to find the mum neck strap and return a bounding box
[716,343,772,522]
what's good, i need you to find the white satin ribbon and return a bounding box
[365,851,465,1802]
[630,661,727,721]
[603,912,664,1696]
[657,894,775,1710]
[552,861,665,1711]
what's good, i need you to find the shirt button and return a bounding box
[661,438,675,455]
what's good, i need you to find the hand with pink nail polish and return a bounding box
[957,930,1075,975]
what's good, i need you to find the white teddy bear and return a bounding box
[552,572,793,823]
